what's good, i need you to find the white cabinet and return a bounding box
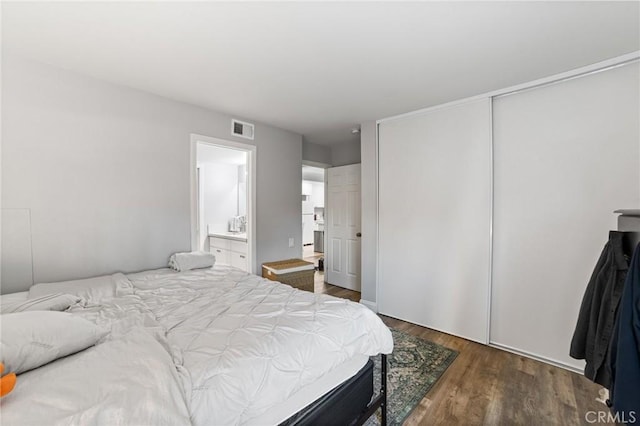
[209,236,248,272]
[209,237,231,265]
[230,251,248,270]
[230,240,248,254]
[210,247,230,265]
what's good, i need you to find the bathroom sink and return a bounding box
[208,231,247,242]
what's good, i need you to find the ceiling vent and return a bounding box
[231,119,255,140]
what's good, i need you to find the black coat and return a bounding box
[609,242,640,419]
[570,231,628,388]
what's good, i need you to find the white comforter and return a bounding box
[1,328,191,426]
[2,265,393,426]
[126,266,393,425]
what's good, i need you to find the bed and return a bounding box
[0,264,393,425]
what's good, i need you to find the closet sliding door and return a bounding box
[378,99,492,343]
[491,62,640,369]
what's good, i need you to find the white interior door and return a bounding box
[326,164,361,290]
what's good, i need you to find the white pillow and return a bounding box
[1,293,81,314]
[168,251,216,272]
[28,273,133,302]
[0,311,106,374]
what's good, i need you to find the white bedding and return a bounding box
[1,328,191,426]
[1,265,393,426]
[0,291,28,312]
[126,266,393,425]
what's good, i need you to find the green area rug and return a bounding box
[367,328,458,426]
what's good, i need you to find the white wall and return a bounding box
[303,138,360,168]
[302,140,331,165]
[1,54,302,292]
[331,139,361,166]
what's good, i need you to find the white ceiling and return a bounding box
[303,165,325,183]
[3,2,639,146]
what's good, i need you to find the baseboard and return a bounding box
[371,309,584,374]
[489,342,584,374]
[359,299,378,312]
[377,311,488,346]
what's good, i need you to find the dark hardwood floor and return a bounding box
[313,270,605,425]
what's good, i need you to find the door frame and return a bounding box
[190,134,257,274]
[302,160,330,259]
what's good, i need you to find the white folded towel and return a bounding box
[168,251,216,272]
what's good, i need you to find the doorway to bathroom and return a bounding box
[190,134,256,274]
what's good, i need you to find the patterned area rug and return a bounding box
[367,328,458,426]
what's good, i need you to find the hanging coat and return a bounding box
[570,231,628,388]
[609,242,640,420]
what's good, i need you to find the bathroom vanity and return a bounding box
[208,232,248,272]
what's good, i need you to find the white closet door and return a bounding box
[378,99,492,343]
[491,62,640,369]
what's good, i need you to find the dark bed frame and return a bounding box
[280,354,388,426]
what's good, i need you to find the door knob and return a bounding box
[356,232,362,237]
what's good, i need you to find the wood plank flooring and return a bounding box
[315,278,605,425]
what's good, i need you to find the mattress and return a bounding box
[2,265,393,425]
[253,354,369,424]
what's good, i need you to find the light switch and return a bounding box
[288,238,294,248]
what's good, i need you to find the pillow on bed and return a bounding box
[0,311,106,374]
[1,293,81,314]
[28,274,130,302]
[168,251,215,272]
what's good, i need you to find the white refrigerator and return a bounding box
[302,200,314,245]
